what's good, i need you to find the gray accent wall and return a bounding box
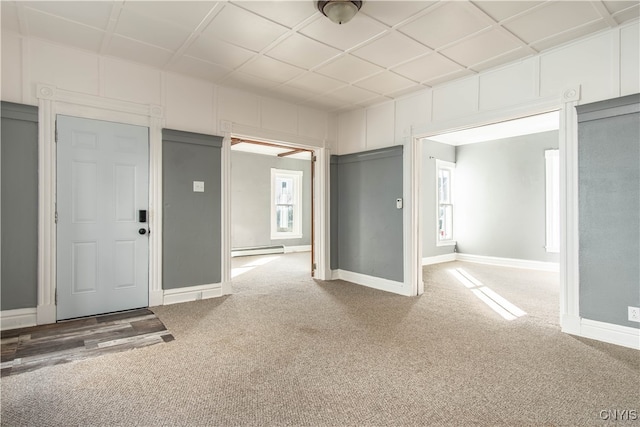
[162,129,222,289]
[230,151,311,248]
[1,102,39,311]
[421,140,456,258]
[454,131,559,262]
[577,94,639,329]
[330,146,404,282]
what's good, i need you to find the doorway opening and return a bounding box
[229,137,316,285]
[419,111,561,324]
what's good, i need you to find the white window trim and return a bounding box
[270,168,303,240]
[545,149,560,253]
[436,159,456,247]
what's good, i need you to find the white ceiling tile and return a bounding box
[186,37,254,69]
[170,55,231,83]
[398,2,491,49]
[234,1,318,28]
[391,53,463,83]
[354,71,415,96]
[25,8,105,52]
[470,1,543,22]
[24,1,112,30]
[530,20,610,52]
[1,2,21,33]
[114,9,191,51]
[239,56,305,83]
[266,33,341,69]
[352,32,428,68]
[441,28,523,67]
[504,1,602,44]
[288,72,346,94]
[603,0,640,14]
[361,1,436,27]
[469,47,532,72]
[106,35,174,68]
[299,13,387,51]
[123,1,218,30]
[204,3,288,52]
[328,85,379,104]
[316,55,384,83]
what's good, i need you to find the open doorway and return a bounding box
[420,111,561,324]
[229,137,315,286]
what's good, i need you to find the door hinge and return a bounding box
[55,289,57,305]
[312,263,317,270]
[55,211,58,224]
[312,155,317,162]
[55,121,58,143]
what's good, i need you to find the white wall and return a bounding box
[1,31,333,149]
[336,21,640,153]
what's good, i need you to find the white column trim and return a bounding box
[220,133,232,295]
[407,136,423,296]
[36,84,165,324]
[314,147,331,280]
[559,86,581,333]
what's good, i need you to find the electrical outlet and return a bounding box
[628,306,640,323]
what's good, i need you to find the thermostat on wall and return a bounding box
[193,181,205,192]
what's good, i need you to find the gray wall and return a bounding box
[230,151,311,248]
[1,102,39,310]
[162,129,222,289]
[421,140,456,258]
[577,94,639,329]
[331,147,404,282]
[454,131,559,262]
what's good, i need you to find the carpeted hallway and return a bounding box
[1,253,638,426]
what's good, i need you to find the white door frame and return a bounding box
[36,84,164,325]
[219,130,330,293]
[407,87,581,337]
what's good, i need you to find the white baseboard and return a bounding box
[163,283,223,305]
[1,308,37,331]
[455,253,560,272]
[284,245,311,253]
[422,253,456,265]
[567,317,640,350]
[332,269,409,296]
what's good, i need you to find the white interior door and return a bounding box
[56,115,149,320]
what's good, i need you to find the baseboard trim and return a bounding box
[1,308,37,331]
[333,269,408,296]
[284,245,311,253]
[455,254,559,272]
[149,290,164,307]
[163,283,223,305]
[575,318,640,350]
[422,253,456,265]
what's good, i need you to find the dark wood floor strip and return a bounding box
[0,309,173,377]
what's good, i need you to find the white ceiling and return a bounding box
[2,1,638,113]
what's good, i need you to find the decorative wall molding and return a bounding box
[163,283,223,306]
[1,308,37,331]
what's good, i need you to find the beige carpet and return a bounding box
[1,253,638,426]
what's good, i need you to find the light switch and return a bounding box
[193,181,205,192]
[396,198,403,209]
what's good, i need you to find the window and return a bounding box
[437,160,456,246]
[545,149,560,253]
[271,168,303,240]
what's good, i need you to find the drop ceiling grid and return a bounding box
[1,0,637,113]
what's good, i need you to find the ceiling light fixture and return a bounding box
[317,0,363,25]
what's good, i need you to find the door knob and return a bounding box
[138,228,147,235]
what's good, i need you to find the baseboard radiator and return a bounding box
[231,245,285,257]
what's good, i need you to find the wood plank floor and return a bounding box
[1,308,174,377]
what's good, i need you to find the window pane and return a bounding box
[438,170,450,204]
[276,205,294,232]
[275,177,293,204]
[438,205,453,241]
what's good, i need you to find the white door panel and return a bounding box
[57,115,149,320]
